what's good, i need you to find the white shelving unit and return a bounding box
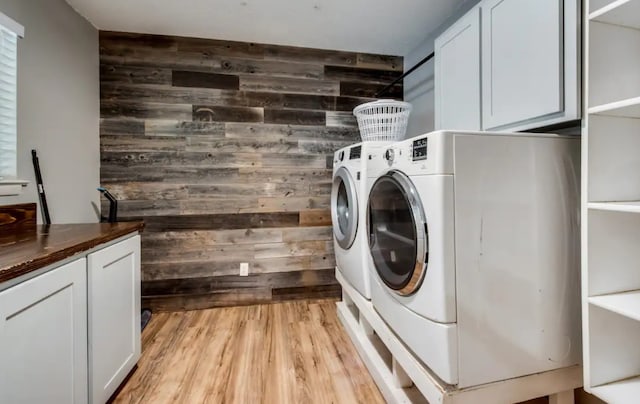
[583,0,640,401]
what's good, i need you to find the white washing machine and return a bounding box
[366,130,581,388]
[331,141,392,299]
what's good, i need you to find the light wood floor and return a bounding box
[113,299,385,404]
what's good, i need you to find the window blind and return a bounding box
[0,24,17,179]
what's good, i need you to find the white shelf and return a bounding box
[589,291,640,322]
[591,376,640,403]
[588,96,640,118]
[589,201,640,213]
[587,209,640,296]
[585,0,640,396]
[590,0,640,30]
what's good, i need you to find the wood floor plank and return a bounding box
[114,311,192,403]
[113,300,385,404]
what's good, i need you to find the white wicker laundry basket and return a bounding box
[353,100,412,142]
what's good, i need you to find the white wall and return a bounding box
[404,0,481,138]
[0,0,99,223]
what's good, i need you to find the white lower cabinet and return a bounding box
[0,258,88,404]
[88,235,141,404]
[0,233,141,404]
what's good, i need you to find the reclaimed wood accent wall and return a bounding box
[99,31,403,311]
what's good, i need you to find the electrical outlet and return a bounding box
[240,262,249,276]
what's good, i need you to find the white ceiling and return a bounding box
[65,0,469,56]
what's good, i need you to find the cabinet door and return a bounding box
[481,0,563,130]
[0,259,88,403]
[435,7,481,131]
[88,235,141,404]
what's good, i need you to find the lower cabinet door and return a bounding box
[0,258,88,404]
[88,235,141,404]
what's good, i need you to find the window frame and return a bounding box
[0,10,25,196]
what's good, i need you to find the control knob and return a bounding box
[384,148,395,163]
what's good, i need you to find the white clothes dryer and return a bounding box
[331,141,392,299]
[366,130,581,388]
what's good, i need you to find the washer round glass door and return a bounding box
[368,170,428,296]
[331,166,358,249]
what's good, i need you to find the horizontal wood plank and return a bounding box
[100,135,188,152]
[271,284,341,301]
[145,120,225,137]
[101,151,262,168]
[340,81,403,99]
[326,111,358,128]
[102,83,341,111]
[138,213,301,232]
[254,240,332,259]
[239,75,339,95]
[193,105,264,122]
[281,226,332,242]
[101,100,192,120]
[142,261,253,281]
[142,268,337,296]
[263,44,357,66]
[101,166,241,184]
[264,109,326,125]
[100,118,146,136]
[172,70,239,90]
[101,183,189,200]
[186,182,310,198]
[176,36,265,58]
[142,228,285,247]
[101,64,172,85]
[324,65,402,84]
[299,209,332,226]
[142,288,274,311]
[143,242,255,264]
[100,31,177,50]
[251,254,335,274]
[225,123,359,141]
[356,53,403,71]
[218,56,324,79]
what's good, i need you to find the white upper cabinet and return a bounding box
[435,0,579,132]
[435,7,482,131]
[482,0,563,129]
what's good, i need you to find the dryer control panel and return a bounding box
[412,137,428,161]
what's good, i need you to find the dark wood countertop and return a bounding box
[0,222,144,284]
